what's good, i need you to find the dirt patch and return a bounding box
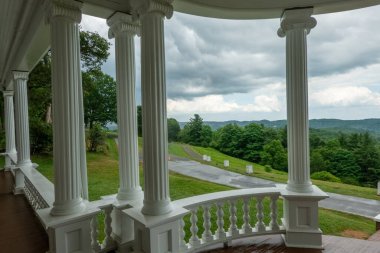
[341,229,369,239]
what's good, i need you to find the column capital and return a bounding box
[12,71,29,81]
[277,8,316,38]
[3,90,14,97]
[133,0,174,19]
[107,12,140,39]
[48,0,83,23]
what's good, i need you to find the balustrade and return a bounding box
[174,188,285,252]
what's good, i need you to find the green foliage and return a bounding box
[260,140,287,171]
[264,165,272,172]
[167,118,181,142]
[311,171,341,183]
[80,30,110,71]
[180,114,212,147]
[83,70,117,128]
[87,123,108,153]
[30,119,53,155]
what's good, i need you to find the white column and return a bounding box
[13,71,32,168]
[3,90,17,170]
[137,0,173,215]
[107,12,143,201]
[278,8,316,193]
[49,0,86,216]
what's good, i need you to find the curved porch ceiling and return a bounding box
[173,0,380,19]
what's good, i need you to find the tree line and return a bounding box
[173,114,380,188]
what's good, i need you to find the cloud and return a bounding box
[311,86,380,107]
[167,94,280,115]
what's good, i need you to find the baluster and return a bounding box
[255,196,266,232]
[102,206,115,249]
[91,216,101,252]
[241,197,252,234]
[179,217,188,252]
[215,201,226,239]
[202,204,213,242]
[228,199,239,236]
[270,195,280,231]
[189,207,201,247]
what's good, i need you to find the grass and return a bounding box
[31,138,375,240]
[182,145,380,201]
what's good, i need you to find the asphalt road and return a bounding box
[168,159,380,218]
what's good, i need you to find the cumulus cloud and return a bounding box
[79,4,380,120]
[311,86,380,107]
[167,94,280,115]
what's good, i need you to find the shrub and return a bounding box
[264,165,272,172]
[311,171,341,183]
[87,123,108,153]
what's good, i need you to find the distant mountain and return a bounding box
[179,118,380,134]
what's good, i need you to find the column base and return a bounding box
[124,206,188,253]
[13,167,24,195]
[50,198,86,216]
[141,199,173,216]
[281,185,328,249]
[286,181,313,193]
[117,187,143,201]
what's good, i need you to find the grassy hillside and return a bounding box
[33,138,375,239]
[168,142,380,201]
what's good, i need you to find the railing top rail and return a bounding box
[173,187,281,209]
[21,166,54,207]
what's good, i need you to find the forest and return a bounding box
[172,114,380,188]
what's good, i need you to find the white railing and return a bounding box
[173,188,285,252]
[20,166,54,211]
[88,200,117,253]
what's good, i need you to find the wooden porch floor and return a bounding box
[0,170,49,253]
[201,234,380,253]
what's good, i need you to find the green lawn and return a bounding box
[177,144,380,201]
[32,138,375,239]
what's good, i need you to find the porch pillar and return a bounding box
[278,8,328,249]
[13,71,32,169]
[138,0,173,216]
[278,8,316,193]
[3,90,17,171]
[107,12,143,201]
[49,0,86,216]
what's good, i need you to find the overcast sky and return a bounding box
[81,5,380,122]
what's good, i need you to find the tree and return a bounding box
[180,114,212,147]
[212,124,243,157]
[80,30,110,71]
[260,140,288,171]
[83,70,117,128]
[167,118,180,142]
[239,123,266,162]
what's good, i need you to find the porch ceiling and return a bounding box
[2,0,380,90]
[173,0,380,19]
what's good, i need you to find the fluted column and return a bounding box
[49,0,86,216]
[3,90,17,170]
[107,13,143,200]
[13,71,32,168]
[278,8,316,193]
[137,0,173,215]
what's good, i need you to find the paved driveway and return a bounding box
[169,159,380,218]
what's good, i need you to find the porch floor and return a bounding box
[0,170,49,253]
[201,234,380,253]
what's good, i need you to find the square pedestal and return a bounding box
[281,185,329,249]
[124,206,189,253]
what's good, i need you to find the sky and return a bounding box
[81,5,380,122]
